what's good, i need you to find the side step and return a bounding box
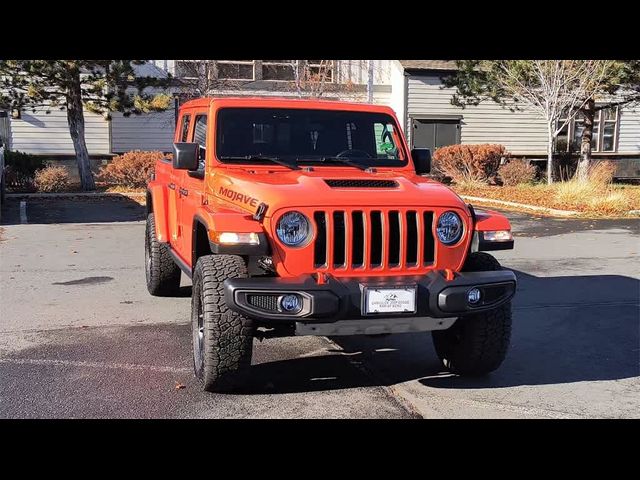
[295,317,457,336]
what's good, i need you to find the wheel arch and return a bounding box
[192,216,213,270]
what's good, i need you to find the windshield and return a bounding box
[216,108,407,168]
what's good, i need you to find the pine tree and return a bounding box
[0,60,172,190]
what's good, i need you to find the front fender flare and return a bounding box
[469,206,514,252]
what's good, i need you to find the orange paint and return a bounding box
[149,97,512,275]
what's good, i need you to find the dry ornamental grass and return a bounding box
[454,161,638,216]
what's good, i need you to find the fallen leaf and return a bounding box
[175,382,186,390]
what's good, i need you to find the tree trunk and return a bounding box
[66,68,95,191]
[576,98,595,182]
[547,123,554,184]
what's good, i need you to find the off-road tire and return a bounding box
[145,213,181,296]
[432,252,512,376]
[192,254,254,392]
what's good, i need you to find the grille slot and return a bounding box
[313,212,327,268]
[312,208,437,272]
[351,211,365,267]
[388,211,401,267]
[247,294,279,312]
[369,211,383,267]
[406,211,418,266]
[423,211,435,264]
[333,211,346,268]
[325,179,399,188]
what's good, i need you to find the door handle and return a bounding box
[168,183,176,190]
[179,188,188,197]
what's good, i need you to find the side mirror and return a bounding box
[411,148,431,175]
[172,142,200,170]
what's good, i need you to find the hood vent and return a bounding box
[324,179,399,188]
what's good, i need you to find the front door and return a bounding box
[412,118,460,151]
[169,111,192,259]
[178,111,208,266]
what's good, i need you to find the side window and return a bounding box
[180,114,191,142]
[192,114,207,170]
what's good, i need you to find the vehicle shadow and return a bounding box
[2,270,637,398]
[241,269,639,394]
[0,195,146,225]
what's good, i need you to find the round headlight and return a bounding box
[437,211,463,245]
[276,211,312,247]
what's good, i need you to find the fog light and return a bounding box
[279,294,302,314]
[467,288,481,305]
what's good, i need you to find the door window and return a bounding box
[192,114,207,171]
[179,114,191,142]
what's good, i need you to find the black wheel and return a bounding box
[192,254,254,392]
[145,213,181,296]
[432,252,512,376]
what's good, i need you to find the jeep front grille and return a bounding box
[313,208,435,272]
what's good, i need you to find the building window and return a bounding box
[601,107,618,152]
[174,60,337,84]
[175,60,208,80]
[556,106,619,153]
[262,60,296,81]
[306,60,334,83]
[216,60,254,80]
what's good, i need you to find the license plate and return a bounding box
[363,286,417,315]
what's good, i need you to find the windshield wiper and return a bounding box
[302,156,368,171]
[219,155,300,170]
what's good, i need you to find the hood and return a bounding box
[210,167,467,217]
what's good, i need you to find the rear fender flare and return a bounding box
[148,183,169,243]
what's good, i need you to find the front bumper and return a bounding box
[224,269,516,328]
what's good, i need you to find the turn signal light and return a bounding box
[482,230,513,242]
[214,232,260,245]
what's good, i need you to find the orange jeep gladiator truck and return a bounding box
[146,97,516,392]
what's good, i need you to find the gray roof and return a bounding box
[399,60,458,71]
[133,62,169,78]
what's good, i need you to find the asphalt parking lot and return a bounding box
[0,196,638,418]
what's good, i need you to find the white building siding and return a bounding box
[10,107,110,155]
[389,61,407,132]
[110,110,176,153]
[338,60,392,86]
[407,75,549,155]
[618,105,640,153]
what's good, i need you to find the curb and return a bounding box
[6,191,145,200]
[460,195,580,217]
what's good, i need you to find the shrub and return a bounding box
[498,158,537,186]
[432,144,507,185]
[34,165,70,192]
[97,150,167,188]
[4,150,48,191]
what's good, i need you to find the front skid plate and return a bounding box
[295,316,457,336]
